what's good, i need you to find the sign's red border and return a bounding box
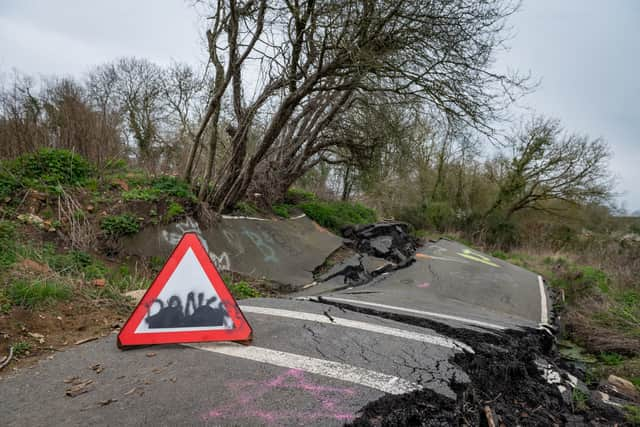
[117,232,252,348]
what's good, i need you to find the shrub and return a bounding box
[100,214,141,238]
[485,213,519,250]
[272,203,292,218]
[12,148,93,187]
[299,200,376,232]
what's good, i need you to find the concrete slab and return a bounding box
[299,239,548,331]
[0,298,467,427]
[123,215,342,288]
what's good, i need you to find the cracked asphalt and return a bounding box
[0,299,468,426]
[0,225,553,426]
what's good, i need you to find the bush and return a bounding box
[100,214,141,238]
[299,200,376,232]
[395,201,454,231]
[485,213,519,249]
[272,203,292,218]
[12,148,93,187]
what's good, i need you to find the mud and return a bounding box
[323,301,627,426]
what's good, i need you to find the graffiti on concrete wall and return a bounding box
[201,368,356,424]
[161,218,231,271]
[241,228,278,263]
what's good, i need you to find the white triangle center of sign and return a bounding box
[134,248,234,333]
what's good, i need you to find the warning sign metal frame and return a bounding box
[117,232,252,348]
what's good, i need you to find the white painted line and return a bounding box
[319,297,507,330]
[221,215,268,221]
[240,305,473,353]
[290,213,307,220]
[188,342,421,395]
[538,275,549,325]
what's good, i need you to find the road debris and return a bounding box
[28,332,45,343]
[90,364,104,374]
[315,222,420,288]
[98,398,117,406]
[145,352,157,358]
[65,379,94,397]
[74,337,99,345]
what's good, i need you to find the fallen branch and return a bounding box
[0,346,14,370]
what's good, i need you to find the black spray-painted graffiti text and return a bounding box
[146,292,229,328]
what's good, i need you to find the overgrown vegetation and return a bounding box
[100,214,141,238]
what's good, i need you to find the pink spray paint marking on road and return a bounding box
[417,282,430,288]
[202,368,357,424]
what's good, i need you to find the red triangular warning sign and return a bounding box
[118,232,252,348]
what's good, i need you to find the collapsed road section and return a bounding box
[1,218,635,426]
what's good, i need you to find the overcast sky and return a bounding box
[0,0,638,212]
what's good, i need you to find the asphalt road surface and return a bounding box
[1,298,470,426]
[1,227,551,426]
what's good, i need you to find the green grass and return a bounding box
[598,352,626,366]
[165,202,185,222]
[5,279,71,308]
[228,281,262,300]
[0,220,18,270]
[572,388,589,412]
[299,200,376,232]
[491,250,508,260]
[12,341,32,357]
[625,405,640,426]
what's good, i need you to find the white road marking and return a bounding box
[188,342,422,395]
[290,213,307,220]
[316,297,507,330]
[240,305,473,353]
[221,215,268,221]
[538,275,549,325]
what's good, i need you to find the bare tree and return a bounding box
[186,0,527,212]
[486,116,613,220]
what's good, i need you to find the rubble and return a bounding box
[315,222,419,288]
[329,301,629,426]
